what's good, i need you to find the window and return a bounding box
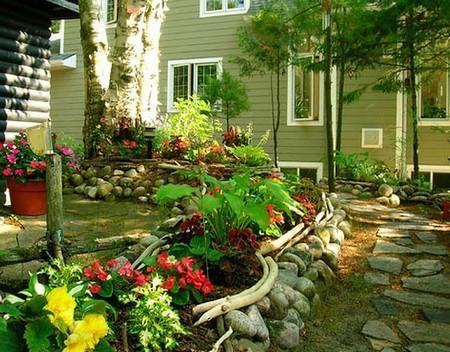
[361,128,383,149]
[419,68,449,125]
[408,165,450,190]
[167,58,222,111]
[287,54,323,126]
[200,0,249,17]
[279,162,323,184]
[102,0,118,24]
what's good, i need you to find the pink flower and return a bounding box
[0,144,3,151]
[11,149,20,155]
[20,138,27,146]
[30,161,46,171]
[2,168,13,177]
[6,154,17,164]
[6,142,14,149]
[14,169,24,176]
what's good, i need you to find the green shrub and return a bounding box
[118,281,186,351]
[230,145,271,167]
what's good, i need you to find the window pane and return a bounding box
[228,0,245,9]
[421,69,448,119]
[295,66,312,119]
[433,173,450,191]
[207,0,223,11]
[299,168,318,183]
[106,0,116,22]
[281,168,299,177]
[173,65,190,102]
[196,64,217,97]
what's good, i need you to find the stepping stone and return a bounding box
[368,256,403,275]
[365,272,390,286]
[362,320,401,343]
[402,274,450,295]
[378,228,411,238]
[407,260,444,277]
[416,232,438,244]
[415,244,448,256]
[407,344,450,352]
[373,240,420,255]
[381,348,397,352]
[397,321,450,344]
[371,298,400,316]
[368,338,399,351]
[384,290,450,309]
[423,308,450,324]
[395,238,415,246]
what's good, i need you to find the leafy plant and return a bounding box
[230,145,271,167]
[154,97,222,154]
[117,281,186,352]
[201,70,250,131]
[143,252,214,305]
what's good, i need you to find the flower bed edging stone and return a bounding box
[218,194,350,351]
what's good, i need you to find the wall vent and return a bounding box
[361,128,383,148]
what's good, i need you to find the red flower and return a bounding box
[162,276,176,291]
[146,266,157,273]
[118,261,134,279]
[201,280,214,295]
[129,141,137,149]
[266,204,284,226]
[178,277,187,289]
[14,169,24,176]
[106,258,120,269]
[227,228,260,250]
[84,261,109,282]
[89,284,102,294]
[134,273,149,287]
[157,252,175,271]
[2,168,12,177]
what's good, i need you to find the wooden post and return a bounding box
[46,152,64,262]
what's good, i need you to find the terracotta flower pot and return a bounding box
[6,178,47,216]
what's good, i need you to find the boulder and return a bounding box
[87,186,98,199]
[123,187,133,197]
[83,167,96,179]
[378,184,394,197]
[311,260,336,286]
[283,309,305,330]
[125,169,138,178]
[268,321,300,350]
[224,310,257,338]
[141,180,153,191]
[87,177,98,186]
[292,293,311,319]
[246,305,269,341]
[137,164,146,173]
[294,277,316,299]
[322,249,339,270]
[389,194,401,207]
[70,174,84,186]
[119,177,134,187]
[138,196,148,203]
[154,179,166,187]
[303,268,319,282]
[315,226,331,245]
[97,165,112,178]
[376,196,390,206]
[97,182,114,199]
[289,244,313,266]
[255,297,271,315]
[338,221,352,238]
[109,176,121,186]
[112,186,123,197]
[171,206,184,216]
[277,262,298,276]
[410,196,428,202]
[113,169,124,176]
[278,253,307,275]
[267,289,289,320]
[352,188,361,196]
[74,184,86,194]
[132,186,146,198]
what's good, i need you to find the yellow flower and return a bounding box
[45,286,76,330]
[63,314,109,352]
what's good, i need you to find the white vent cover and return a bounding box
[361,128,383,148]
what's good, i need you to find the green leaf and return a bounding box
[245,203,270,230]
[190,289,204,304]
[155,184,197,205]
[29,273,46,296]
[171,290,190,306]
[224,193,244,217]
[142,255,158,267]
[0,302,22,318]
[94,339,115,352]
[80,300,107,316]
[0,319,6,333]
[68,282,88,297]
[0,324,21,352]
[205,249,224,263]
[99,280,113,298]
[24,318,53,352]
[22,296,47,316]
[189,236,210,255]
[168,243,191,259]
[199,194,221,214]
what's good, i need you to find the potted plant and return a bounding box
[0,132,47,215]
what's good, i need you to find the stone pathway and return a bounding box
[348,198,450,351]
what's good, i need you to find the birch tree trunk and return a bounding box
[104,0,149,135]
[138,0,164,127]
[79,0,110,158]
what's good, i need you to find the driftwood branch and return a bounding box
[193,252,269,316]
[275,224,314,260]
[215,316,233,352]
[210,323,233,352]
[131,234,171,269]
[194,256,278,326]
[258,223,305,255]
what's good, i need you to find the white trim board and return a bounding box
[199,0,250,18]
[166,57,223,112]
[361,128,383,149]
[279,161,324,182]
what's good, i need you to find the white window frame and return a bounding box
[418,70,450,126]
[361,128,383,149]
[406,164,450,190]
[167,57,223,112]
[200,0,250,18]
[287,54,324,126]
[101,0,118,26]
[279,161,323,183]
[50,20,65,54]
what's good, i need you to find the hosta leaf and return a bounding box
[142,255,158,267]
[99,280,113,298]
[224,193,244,217]
[24,318,53,352]
[155,184,197,205]
[245,203,270,230]
[199,194,221,214]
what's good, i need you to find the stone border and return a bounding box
[214,193,351,351]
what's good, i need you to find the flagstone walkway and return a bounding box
[341,196,450,352]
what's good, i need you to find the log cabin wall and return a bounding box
[0,2,52,143]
